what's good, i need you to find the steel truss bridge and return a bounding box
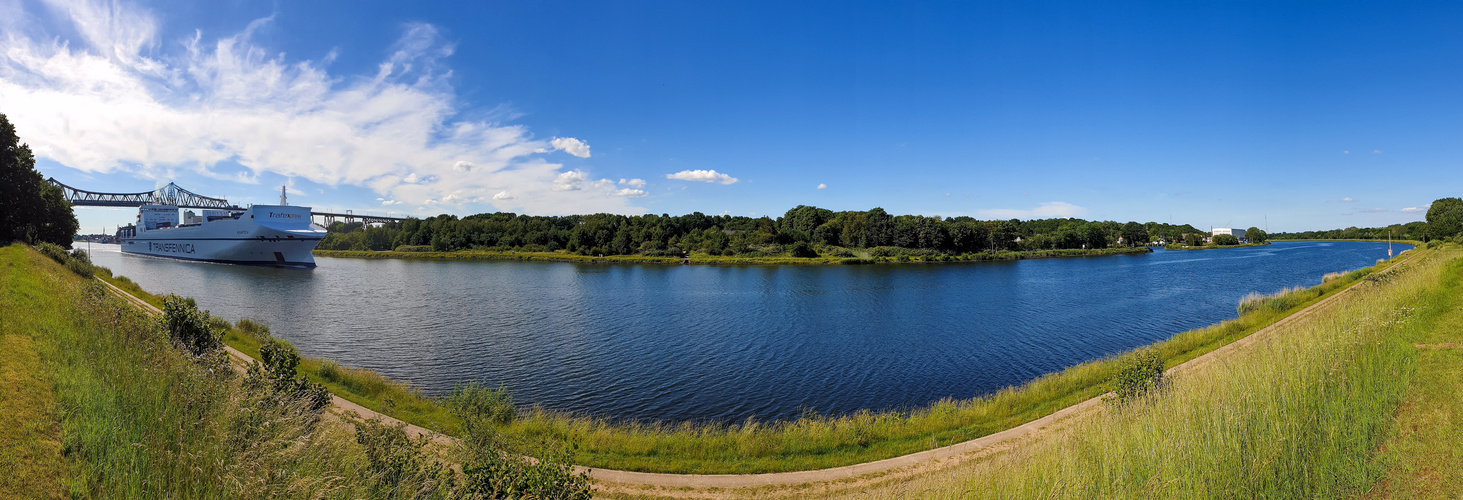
[48,178,407,225]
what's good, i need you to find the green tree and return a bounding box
[1426,197,1463,240]
[1245,226,1267,243]
[1213,234,1240,245]
[0,113,77,246]
[1121,221,1148,247]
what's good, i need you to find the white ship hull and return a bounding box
[120,204,325,267]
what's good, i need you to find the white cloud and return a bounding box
[0,1,641,215]
[552,170,588,191]
[976,202,1088,220]
[382,199,403,205]
[1343,150,1351,154]
[1401,205,1429,213]
[549,137,591,158]
[1372,149,1382,154]
[817,183,827,190]
[666,169,738,185]
[1341,197,1355,203]
[612,188,647,198]
[619,178,646,188]
[493,191,514,200]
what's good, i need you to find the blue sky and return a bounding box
[2,0,1458,234]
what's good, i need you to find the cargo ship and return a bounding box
[116,189,326,267]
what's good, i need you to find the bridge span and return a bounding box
[47,178,408,225]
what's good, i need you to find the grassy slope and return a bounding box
[0,248,65,498]
[0,244,368,499]
[1366,254,1463,498]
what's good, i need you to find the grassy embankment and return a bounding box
[848,243,1462,499]
[0,243,372,499]
[314,245,1151,266]
[122,245,1399,474]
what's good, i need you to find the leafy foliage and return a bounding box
[1213,234,1240,245]
[0,113,77,246]
[1107,348,1165,406]
[1245,226,1267,243]
[319,205,1200,259]
[354,418,456,497]
[248,339,332,413]
[1427,197,1463,240]
[159,294,222,356]
[447,382,592,499]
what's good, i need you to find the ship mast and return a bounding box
[280,185,288,206]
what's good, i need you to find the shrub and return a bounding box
[1108,348,1165,406]
[393,245,434,252]
[447,383,591,500]
[789,241,818,258]
[1213,234,1240,245]
[250,339,332,413]
[160,294,221,356]
[448,382,517,432]
[354,418,453,496]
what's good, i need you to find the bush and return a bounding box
[248,339,332,413]
[448,382,517,431]
[160,294,221,356]
[393,245,434,252]
[1108,348,1165,405]
[1213,234,1240,245]
[447,383,591,500]
[354,418,453,496]
[789,241,818,258]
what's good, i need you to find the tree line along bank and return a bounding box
[319,206,1213,258]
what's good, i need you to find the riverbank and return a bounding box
[830,241,1462,500]
[84,243,1401,475]
[313,245,1152,266]
[8,241,1455,496]
[1162,241,1271,250]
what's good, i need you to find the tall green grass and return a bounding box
[3,245,370,498]
[864,245,1452,498]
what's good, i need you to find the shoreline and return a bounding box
[79,242,1418,486]
[313,245,1154,266]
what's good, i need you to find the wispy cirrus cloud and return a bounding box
[976,201,1088,220]
[1401,205,1429,213]
[0,0,640,215]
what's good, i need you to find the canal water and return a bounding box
[85,240,1406,423]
